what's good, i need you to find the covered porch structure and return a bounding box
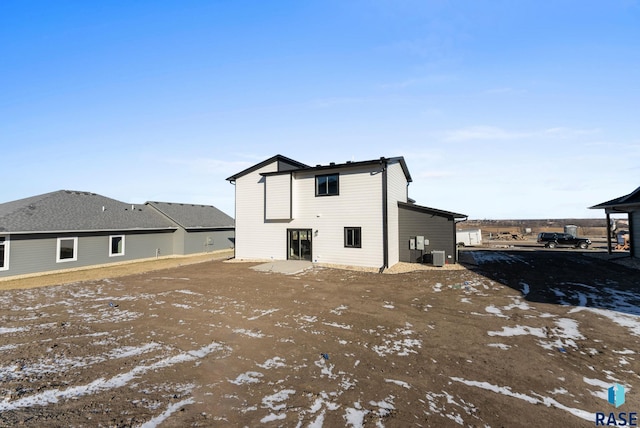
[590,186,640,257]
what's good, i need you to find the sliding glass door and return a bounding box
[288,229,312,261]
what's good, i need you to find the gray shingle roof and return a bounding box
[590,185,640,211]
[146,201,234,229]
[0,190,177,233]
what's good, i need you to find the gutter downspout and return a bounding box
[380,158,388,273]
[230,180,237,260]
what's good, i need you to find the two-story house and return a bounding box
[226,155,466,270]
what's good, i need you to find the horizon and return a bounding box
[2,1,639,219]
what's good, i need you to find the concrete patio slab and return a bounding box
[250,260,313,275]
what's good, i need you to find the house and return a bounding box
[0,190,234,278]
[226,155,466,270]
[590,186,639,258]
[146,201,235,255]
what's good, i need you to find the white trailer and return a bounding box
[456,229,482,247]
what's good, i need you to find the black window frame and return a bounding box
[315,173,339,196]
[344,227,362,248]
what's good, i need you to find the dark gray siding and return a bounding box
[0,231,174,278]
[182,229,235,255]
[398,205,457,264]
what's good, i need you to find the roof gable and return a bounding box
[226,154,309,181]
[146,201,234,229]
[0,190,176,233]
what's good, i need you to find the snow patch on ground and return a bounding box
[0,342,227,412]
[247,308,279,321]
[385,379,411,389]
[488,325,546,338]
[228,371,263,385]
[232,328,265,338]
[570,306,640,336]
[256,357,286,369]
[451,377,592,421]
[330,305,348,315]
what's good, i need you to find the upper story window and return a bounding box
[57,237,78,263]
[110,235,125,257]
[316,173,339,196]
[0,236,8,270]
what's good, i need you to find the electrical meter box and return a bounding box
[409,238,416,250]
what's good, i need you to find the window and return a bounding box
[316,173,339,196]
[109,235,125,257]
[344,227,361,248]
[57,237,78,262]
[0,236,8,270]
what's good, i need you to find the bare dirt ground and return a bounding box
[0,250,639,427]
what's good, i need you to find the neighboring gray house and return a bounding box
[590,185,639,258]
[0,190,234,278]
[226,154,466,270]
[146,201,235,255]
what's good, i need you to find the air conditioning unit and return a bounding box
[431,250,445,267]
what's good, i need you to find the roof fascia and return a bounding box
[226,155,308,181]
[590,186,640,210]
[5,227,178,235]
[398,201,467,219]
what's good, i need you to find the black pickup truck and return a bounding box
[537,232,591,249]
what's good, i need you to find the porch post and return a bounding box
[606,212,612,254]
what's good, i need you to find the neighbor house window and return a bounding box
[0,236,8,270]
[56,237,78,262]
[344,227,361,248]
[316,173,339,196]
[109,235,125,257]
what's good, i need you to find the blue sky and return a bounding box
[2,0,639,219]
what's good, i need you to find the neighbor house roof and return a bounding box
[0,190,177,234]
[146,201,235,230]
[259,156,413,183]
[225,154,310,182]
[590,186,640,213]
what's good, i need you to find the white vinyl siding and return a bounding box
[292,166,384,267]
[265,174,292,220]
[234,161,288,260]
